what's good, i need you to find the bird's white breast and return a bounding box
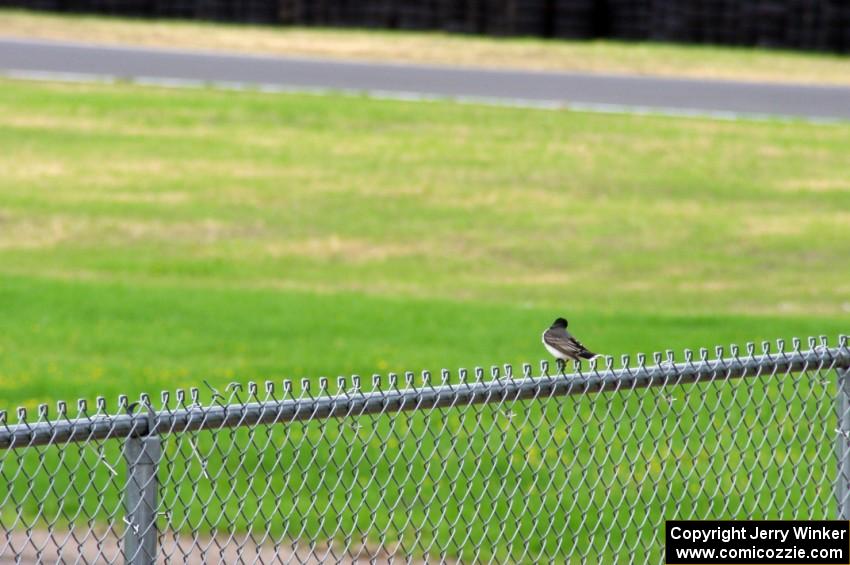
[542,332,568,360]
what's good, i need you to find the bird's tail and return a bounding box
[579,351,600,360]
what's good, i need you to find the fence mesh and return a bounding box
[1,337,848,563]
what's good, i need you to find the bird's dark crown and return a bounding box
[552,317,568,328]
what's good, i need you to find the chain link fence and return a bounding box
[2,335,849,563]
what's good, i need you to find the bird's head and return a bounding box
[552,317,568,328]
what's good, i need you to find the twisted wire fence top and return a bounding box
[1,334,849,564]
[2,335,848,449]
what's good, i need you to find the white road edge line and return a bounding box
[0,69,842,125]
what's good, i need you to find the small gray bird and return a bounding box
[542,317,599,370]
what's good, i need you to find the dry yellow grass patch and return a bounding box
[743,216,807,237]
[676,280,740,292]
[0,214,81,250]
[432,186,566,210]
[105,217,267,243]
[744,212,850,237]
[264,236,425,263]
[94,190,190,204]
[1,113,107,130]
[496,271,574,285]
[0,160,67,180]
[0,212,270,250]
[0,111,223,141]
[2,10,849,85]
[779,178,850,193]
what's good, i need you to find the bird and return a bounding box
[541,317,600,372]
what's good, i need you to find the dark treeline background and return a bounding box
[3,0,849,53]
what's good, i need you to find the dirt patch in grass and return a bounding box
[2,528,440,564]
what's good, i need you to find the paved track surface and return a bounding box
[1,37,848,121]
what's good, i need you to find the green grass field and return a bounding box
[0,79,848,561]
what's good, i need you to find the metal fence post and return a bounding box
[837,368,850,519]
[123,435,161,565]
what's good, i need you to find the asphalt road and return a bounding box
[1,37,848,121]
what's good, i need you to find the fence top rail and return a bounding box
[1,335,848,450]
